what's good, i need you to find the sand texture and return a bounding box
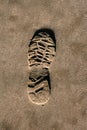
[0,0,87,130]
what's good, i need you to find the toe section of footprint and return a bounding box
[27,67,51,105]
[28,29,56,68]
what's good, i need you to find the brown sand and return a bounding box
[0,0,87,130]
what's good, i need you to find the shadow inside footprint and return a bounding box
[29,28,56,51]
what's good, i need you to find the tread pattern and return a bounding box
[27,29,56,105]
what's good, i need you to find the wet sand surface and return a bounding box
[0,0,87,130]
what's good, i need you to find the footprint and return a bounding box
[27,28,56,105]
